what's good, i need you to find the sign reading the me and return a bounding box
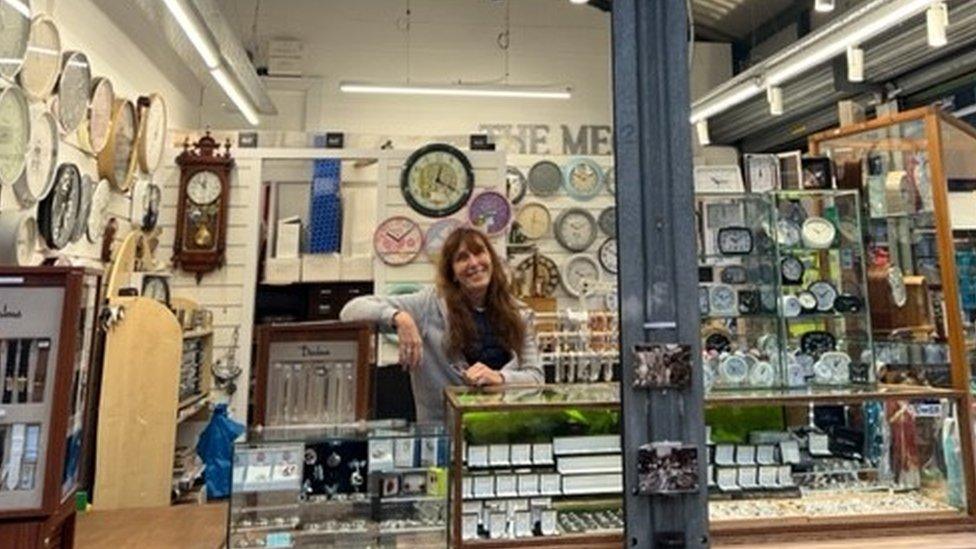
[478,124,614,156]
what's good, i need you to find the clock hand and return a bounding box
[386,230,402,243]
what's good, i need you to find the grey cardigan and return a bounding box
[339,286,543,423]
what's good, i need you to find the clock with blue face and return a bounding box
[562,158,604,200]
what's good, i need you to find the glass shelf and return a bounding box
[705,383,961,406]
[446,383,619,411]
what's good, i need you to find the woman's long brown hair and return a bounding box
[436,227,527,362]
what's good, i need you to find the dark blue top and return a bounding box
[465,309,512,370]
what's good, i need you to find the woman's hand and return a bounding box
[464,362,504,387]
[394,311,423,369]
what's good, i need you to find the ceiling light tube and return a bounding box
[847,46,864,82]
[696,119,710,146]
[570,0,589,4]
[691,0,941,123]
[3,0,30,18]
[211,66,259,125]
[927,2,948,47]
[339,82,572,100]
[815,0,835,13]
[161,0,221,69]
[767,86,784,116]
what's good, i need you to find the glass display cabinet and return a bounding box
[445,384,622,548]
[227,421,449,548]
[0,268,99,548]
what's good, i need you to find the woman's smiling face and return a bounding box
[451,239,493,294]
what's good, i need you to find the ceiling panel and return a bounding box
[692,0,796,41]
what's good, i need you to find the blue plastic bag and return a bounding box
[196,403,245,499]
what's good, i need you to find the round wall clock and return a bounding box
[18,16,60,101]
[515,202,550,240]
[801,216,836,249]
[562,254,601,297]
[85,76,114,154]
[597,206,616,237]
[373,216,423,266]
[780,255,804,285]
[467,190,511,236]
[0,1,30,79]
[130,177,161,231]
[0,212,36,266]
[527,160,562,197]
[138,93,168,174]
[605,165,615,195]
[37,162,81,250]
[0,86,29,189]
[506,166,527,204]
[563,158,604,200]
[749,360,775,387]
[598,237,617,274]
[55,51,91,133]
[87,178,111,243]
[70,174,93,243]
[514,253,560,298]
[424,217,463,261]
[401,143,474,218]
[718,354,749,385]
[13,109,57,206]
[554,207,597,252]
[97,99,136,192]
[808,280,838,311]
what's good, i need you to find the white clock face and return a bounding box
[515,203,550,240]
[808,281,837,311]
[746,154,778,193]
[87,178,111,243]
[0,1,30,79]
[563,255,600,297]
[749,360,775,387]
[88,77,114,154]
[57,51,91,133]
[719,355,749,383]
[598,238,617,274]
[18,16,60,100]
[801,217,836,249]
[709,284,737,315]
[112,100,135,187]
[22,109,56,204]
[140,94,167,174]
[187,170,222,205]
[565,160,602,199]
[776,219,801,247]
[16,215,36,266]
[555,208,597,252]
[0,86,28,186]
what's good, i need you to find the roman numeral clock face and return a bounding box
[184,170,223,250]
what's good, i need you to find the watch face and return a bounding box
[888,266,907,307]
[401,143,474,218]
[70,174,93,243]
[138,94,167,174]
[719,355,749,384]
[744,154,779,193]
[515,202,550,240]
[720,266,747,284]
[554,208,597,252]
[808,280,838,311]
[717,226,752,255]
[801,216,836,249]
[506,166,527,204]
[373,216,423,266]
[514,253,560,298]
[187,170,222,205]
[775,218,801,247]
[15,109,57,206]
[0,86,29,187]
[780,294,801,317]
[56,51,91,133]
[597,206,616,237]
[18,16,60,101]
[708,284,737,316]
[780,256,804,284]
[467,190,511,235]
[87,76,114,154]
[527,160,562,197]
[563,158,603,200]
[800,330,837,357]
[38,163,81,250]
[796,290,818,313]
[142,276,170,305]
[598,238,617,274]
[87,178,111,243]
[424,218,462,261]
[562,254,601,297]
[0,1,30,79]
[749,360,775,387]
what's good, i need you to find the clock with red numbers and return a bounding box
[374,216,424,266]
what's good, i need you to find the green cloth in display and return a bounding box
[705,405,785,444]
[463,409,620,445]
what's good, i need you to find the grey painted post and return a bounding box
[612,1,710,547]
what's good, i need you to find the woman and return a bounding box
[340,227,543,423]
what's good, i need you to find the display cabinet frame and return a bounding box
[809,106,976,521]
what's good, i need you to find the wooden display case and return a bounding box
[0,267,100,548]
[253,321,373,428]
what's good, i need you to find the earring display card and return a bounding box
[632,343,692,390]
[467,445,489,468]
[473,475,495,499]
[636,442,700,495]
[808,432,832,457]
[777,465,795,487]
[714,444,736,466]
[735,445,756,465]
[393,437,417,468]
[756,444,776,465]
[509,443,532,466]
[488,444,510,467]
[758,466,779,489]
[1,339,51,404]
[462,512,480,540]
[716,468,740,492]
[531,443,553,465]
[368,438,395,472]
[517,473,539,496]
[737,466,759,490]
[539,473,561,496]
[780,441,801,464]
[494,474,518,497]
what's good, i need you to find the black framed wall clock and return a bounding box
[401,143,474,218]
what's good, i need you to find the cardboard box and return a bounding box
[302,254,341,282]
[275,216,302,258]
[264,257,301,285]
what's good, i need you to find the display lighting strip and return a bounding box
[161,0,260,125]
[339,82,572,100]
[690,0,946,140]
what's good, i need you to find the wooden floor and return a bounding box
[74,503,976,548]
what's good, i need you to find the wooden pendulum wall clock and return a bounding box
[174,131,234,282]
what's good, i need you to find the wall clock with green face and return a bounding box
[401,143,474,218]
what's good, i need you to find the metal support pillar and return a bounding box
[613,1,709,547]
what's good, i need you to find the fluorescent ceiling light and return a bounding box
[846,46,864,82]
[211,66,259,125]
[2,0,30,19]
[161,0,221,69]
[927,2,948,47]
[340,82,572,100]
[696,120,710,146]
[570,0,589,4]
[766,86,784,116]
[815,0,835,13]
